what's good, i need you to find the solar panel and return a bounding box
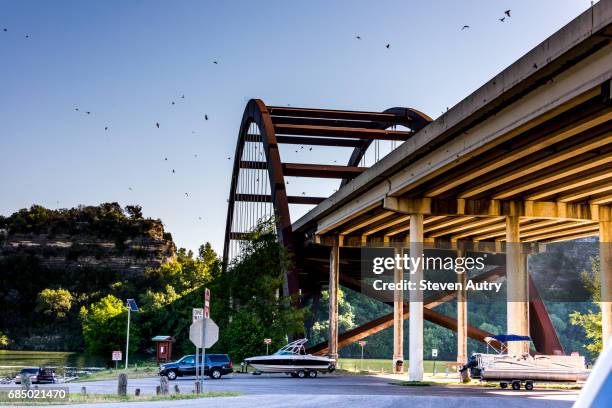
[126,298,139,312]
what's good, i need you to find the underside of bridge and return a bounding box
[224,2,612,380]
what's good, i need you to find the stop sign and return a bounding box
[189,318,219,348]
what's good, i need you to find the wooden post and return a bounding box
[600,218,612,348]
[160,376,169,395]
[506,216,529,355]
[117,373,127,397]
[393,245,404,373]
[409,214,424,381]
[328,242,340,360]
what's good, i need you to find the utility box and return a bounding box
[151,335,175,364]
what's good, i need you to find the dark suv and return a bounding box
[159,354,232,380]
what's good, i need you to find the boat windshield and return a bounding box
[273,338,308,356]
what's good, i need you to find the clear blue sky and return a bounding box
[0,0,594,254]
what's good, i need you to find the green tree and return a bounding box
[79,294,139,355]
[219,219,305,362]
[0,331,10,348]
[569,258,602,355]
[36,288,73,318]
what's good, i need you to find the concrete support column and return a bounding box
[506,216,529,355]
[393,246,404,373]
[600,219,612,348]
[409,214,424,380]
[456,246,468,364]
[328,243,340,360]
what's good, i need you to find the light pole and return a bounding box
[125,299,138,371]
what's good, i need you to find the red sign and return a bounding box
[264,338,272,345]
[358,341,367,347]
[204,288,210,318]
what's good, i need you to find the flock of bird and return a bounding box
[4,5,560,228]
[462,9,511,30]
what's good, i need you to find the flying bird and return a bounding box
[385,43,390,49]
[354,35,361,40]
[194,154,198,158]
[185,192,189,197]
[3,28,6,32]
[499,17,506,22]
[213,61,218,64]
[104,126,108,131]
[172,169,175,173]
[181,94,185,99]
[128,187,133,191]
[156,122,160,128]
[75,108,79,111]
[85,111,91,115]
[461,25,470,30]
[171,101,175,105]
[504,10,511,17]
[25,34,30,38]
[204,114,209,121]
[309,147,312,151]
[198,216,202,220]
[302,192,306,195]
[164,157,168,161]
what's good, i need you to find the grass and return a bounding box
[72,366,159,382]
[337,358,451,374]
[0,391,240,405]
[395,380,433,386]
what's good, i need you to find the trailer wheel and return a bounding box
[308,370,318,378]
[525,381,533,391]
[511,381,521,390]
[297,370,306,379]
[500,382,508,389]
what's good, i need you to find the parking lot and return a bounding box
[0,373,580,408]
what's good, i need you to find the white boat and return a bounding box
[244,339,336,378]
[464,335,589,390]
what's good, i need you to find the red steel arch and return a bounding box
[222,99,432,297]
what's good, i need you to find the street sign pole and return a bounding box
[125,306,130,371]
[200,288,210,390]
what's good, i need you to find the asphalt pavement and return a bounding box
[0,373,579,408]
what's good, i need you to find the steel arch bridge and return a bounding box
[223,99,564,356]
[223,99,431,292]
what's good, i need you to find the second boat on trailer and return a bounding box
[244,339,336,378]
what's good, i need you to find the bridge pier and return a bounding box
[408,214,424,381]
[601,217,612,348]
[456,245,468,364]
[506,215,530,355]
[328,242,340,360]
[393,246,404,373]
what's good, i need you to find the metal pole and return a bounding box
[125,306,130,371]
[195,344,199,385]
[201,319,206,389]
[361,346,364,371]
[266,343,269,355]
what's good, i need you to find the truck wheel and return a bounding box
[308,370,318,378]
[297,370,306,379]
[500,382,508,389]
[511,381,521,390]
[166,370,177,381]
[525,381,534,391]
